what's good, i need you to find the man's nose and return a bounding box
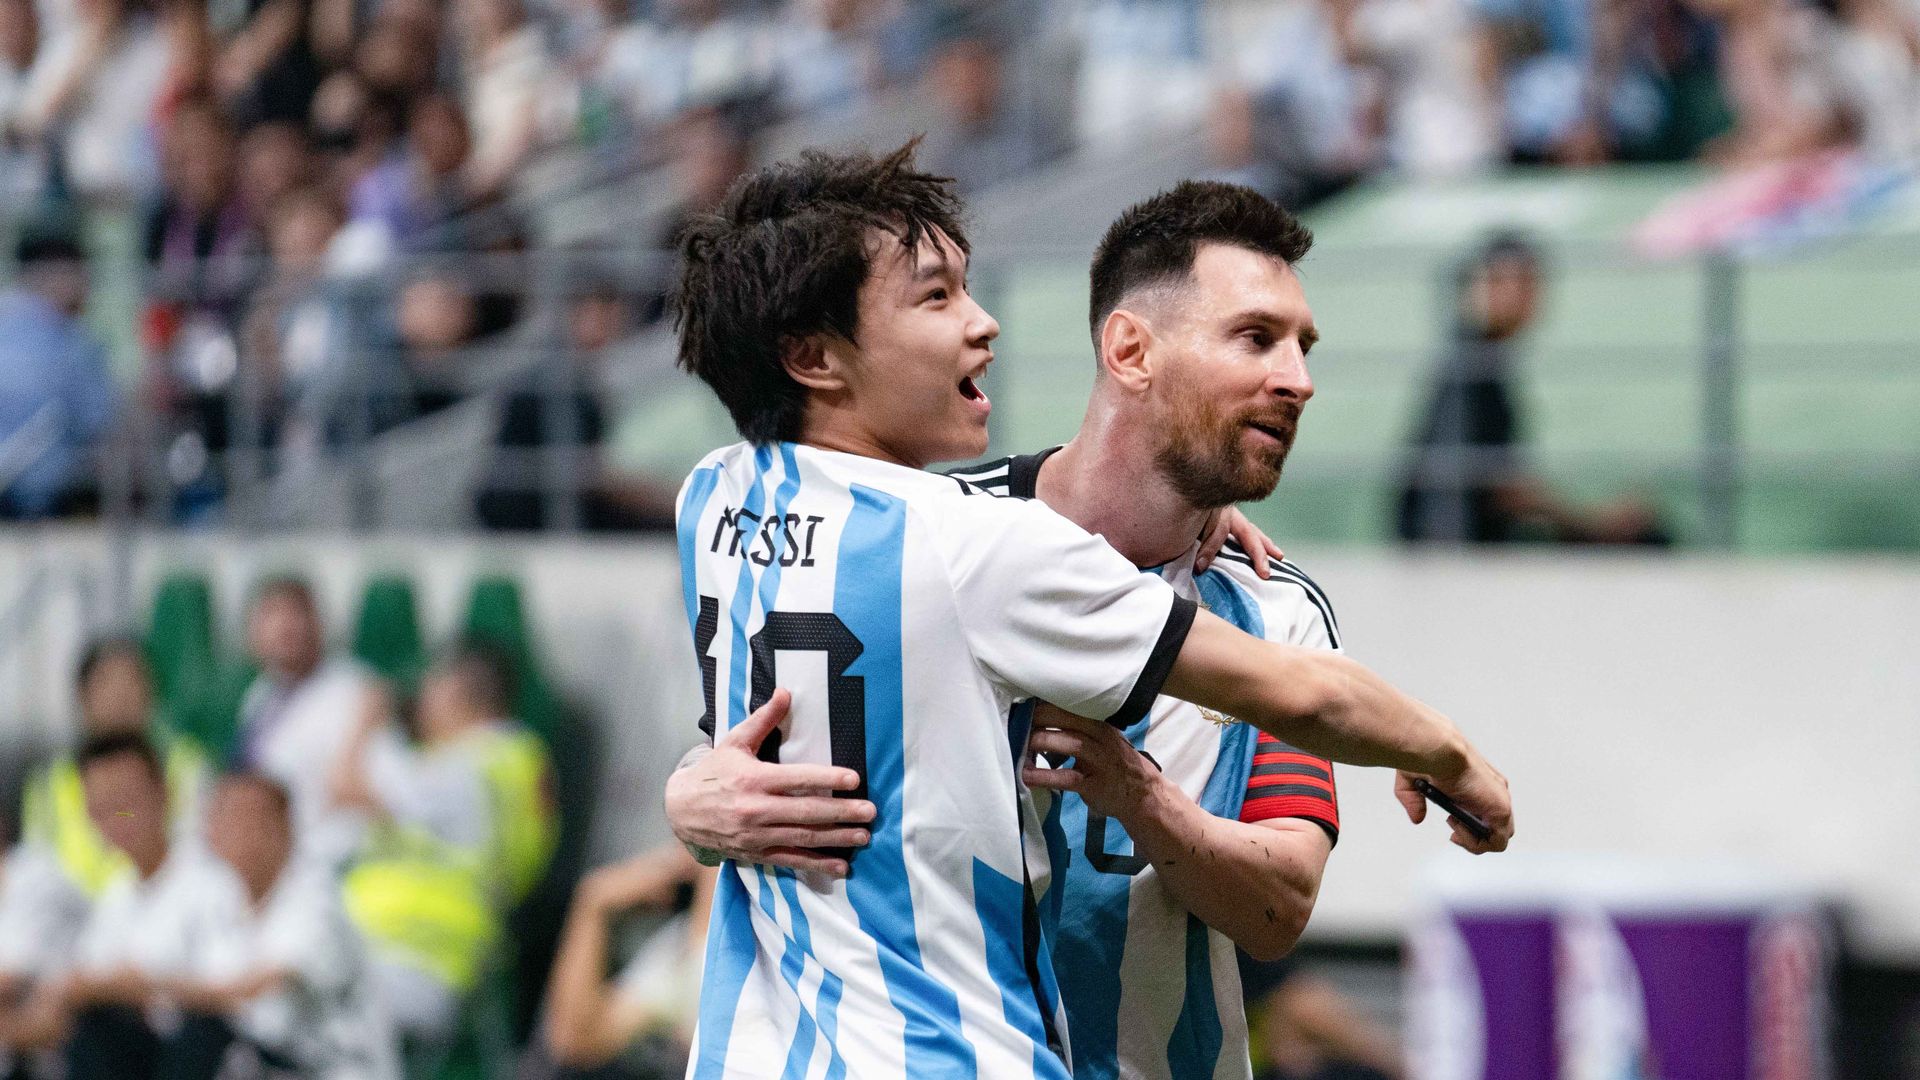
[1267,342,1313,403]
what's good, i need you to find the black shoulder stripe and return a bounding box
[1210,548,1342,649]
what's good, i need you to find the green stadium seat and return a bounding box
[145,572,233,755]
[354,575,428,692]
[460,576,559,743]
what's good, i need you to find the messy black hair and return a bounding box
[1088,181,1313,359]
[671,140,969,444]
[76,731,164,786]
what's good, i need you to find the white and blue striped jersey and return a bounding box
[676,442,1198,1080]
[951,449,1344,1080]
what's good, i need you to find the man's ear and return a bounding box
[780,336,845,392]
[1098,308,1155,391]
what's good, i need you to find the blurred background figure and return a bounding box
[330,643,555,1069]
[235,577,375,868]
[0,213,118,522]
[19,637,208,900]
[1395,231,1668,545]
[190,772,399,1080]
[541,846,712,1080]
[918,25,1056,194]
[1243,956,1404,1080]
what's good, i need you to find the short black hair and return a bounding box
[75,731,164,786]
[1088,181,1313,356]
[672,140,970,444]
[75,635,149,691]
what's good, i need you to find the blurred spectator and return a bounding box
[33,734,213,1079]
[213,0,325,127]
[331,644,556,1060]
[1395,232,1667,545]
[239,183,351,457]
[542,846,712,1080]
[1076,0,1210,152]
[594,0,777,130]
[770,0,877,116]
[19,637,210,900]
[1217,2,1377,208]
[0,215,119,521]
[348,92,478,252]
[477,283,678,531]
[9,0,169,199]
[458,0,560,200]
[236,121,313,223]
[1242,955,1404,1080]
[0,0,48,201]
[1467,0,1681,163]
[918,28,1056,194]
[0,845,90,1072]
[182,772,400,1080]
[391,270,484,422]
[235,577,376,868]
[142,99,255,312]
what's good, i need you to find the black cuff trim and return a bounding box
[1108,595,1197,728]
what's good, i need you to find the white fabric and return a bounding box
[0,844,91,979]
[613,911,707,1044]
[70,852,212,979]
[362,725,494,851]
[679,442,1190,1079]
[240,659,375,868]
[180,861,401,1080]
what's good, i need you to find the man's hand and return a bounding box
[1197,506,1284,576]
[1393,756,1513,855]
[1021,705,1165,823]
[663,689,876,878]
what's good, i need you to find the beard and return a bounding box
[1155,394,1301,510]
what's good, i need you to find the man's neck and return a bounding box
[1033,404,1211,571]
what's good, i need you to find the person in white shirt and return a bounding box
[329,643,557,1058]
[235,577,375,869]
[0,844,91,1075]
[25,733,205,1079]
[172,772,400,1080]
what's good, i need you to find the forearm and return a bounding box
[666,743,726,866]
[1220,653,1468,779]
[543,896,624,1066]
[1121,782,1324,961]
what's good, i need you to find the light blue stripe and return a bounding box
[694,449,773,1079]
[680,461,754,1080]
[836,483,977,1078]
[972,859,1073,1080]
[776,868,849,1080]
[1194,571,1263,821]
[678,464,724,628]
[1165,915,1223,1077]
[1050,788,1132,1080]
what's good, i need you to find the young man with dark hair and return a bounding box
[19,636,210,899]
[668,143,1511,1079]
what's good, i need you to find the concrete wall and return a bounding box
[2,532,1915,958]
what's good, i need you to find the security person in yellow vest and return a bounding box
[19,638,210,899]
[328,643,557,1058]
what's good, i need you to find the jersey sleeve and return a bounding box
[943,497,1196,727]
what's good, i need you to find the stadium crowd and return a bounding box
[0,0,1915,528]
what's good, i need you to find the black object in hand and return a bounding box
[1412,778,1493,842]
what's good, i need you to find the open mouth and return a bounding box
[958,376,987,403]
[1247,421,1287,443]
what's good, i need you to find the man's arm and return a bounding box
[1026,704,1329,960]
[663,690,876,877]
[1162,610,1512,853]
[543,848,700,1068]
